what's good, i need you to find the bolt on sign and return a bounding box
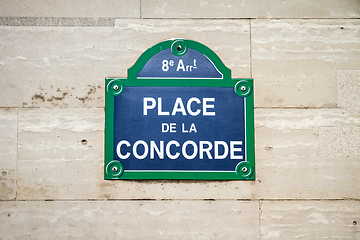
[105,39,255,180]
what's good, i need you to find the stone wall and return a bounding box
[0,1,359,239]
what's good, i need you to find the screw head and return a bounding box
[177,45,182,51]
[241,167,248,173]
[240,86,247,92]
[113,85,119,91]
[112,166,118,172]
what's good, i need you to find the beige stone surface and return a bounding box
[17,108,360,200]
[142,0,360,19]
[255,108,360,130]
[0,19,250,108]
[256,128,318,160]
[255,109,360,199]
[252,20,360,108]
[100,179,257,201]
[337,70,360,114]
[2,1,360,238]
[256,156,360,199]
[0,200,259,239]
[17,108,104,200]
[319,126,360,158]
[0,108,17,200]
[0,0,140,18]
[260,200,360,239]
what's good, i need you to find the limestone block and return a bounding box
[260,200,360,239]
[256,156,360,199]
[0,200,259,239]
[337,70,360,114]
[320,126,359,158]
[0,0,140,18]
[17,108,104,200]
[0,19,250,108]
[252,20,360,108]
[16,108,255,200]
[142,0,360,19]
[256,127,318,160]
[0,108,17,200]
[17,108,360,200]
[255,109,360,199]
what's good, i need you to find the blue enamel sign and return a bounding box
[105,39,255,180]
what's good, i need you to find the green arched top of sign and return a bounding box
[127,39,232,83]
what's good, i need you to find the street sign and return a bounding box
[105,39,255,180]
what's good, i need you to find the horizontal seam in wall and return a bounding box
[1,198,359,202]
[141,17,360,20]
[0,17,359,27]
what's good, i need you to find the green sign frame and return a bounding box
[105,39,255,180]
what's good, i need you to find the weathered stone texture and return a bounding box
[1,1,360,238]
[256,156,360,199]
[337,70,360,114]
[255,109,360,199]
[0,19,250,108]
[260,201,360,239]
[17,108,104,200]
[255,108,360,130]
[0,200,259,240]
[252,20,360,108]
[142,0,360,19]
[320,126,359,158]
[0,0,140,18]
[0,108,17,200]
[16,108,360,200]
[0,17,116,27]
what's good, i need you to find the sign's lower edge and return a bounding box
[105,170,255,180]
